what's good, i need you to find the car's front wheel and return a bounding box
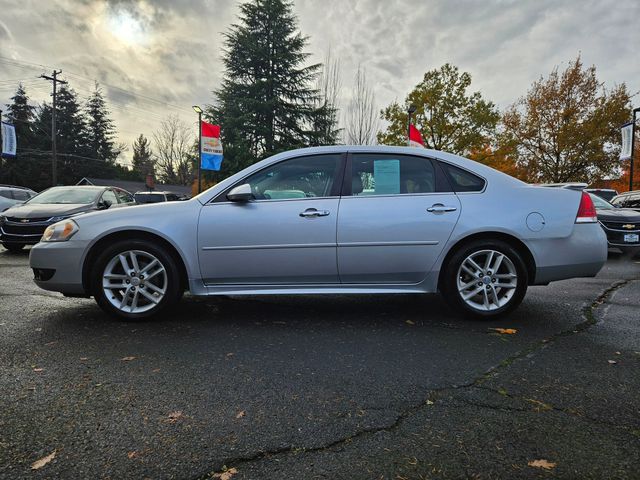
[441,240,528,318]
[91,240,181,320]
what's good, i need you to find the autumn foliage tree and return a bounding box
[501,56,630,184]
[377,64,500,154]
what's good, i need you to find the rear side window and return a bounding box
[439,162,485,192]
[350,154,436,196]
[0,190,12,199]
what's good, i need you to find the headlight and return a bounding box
[0,215,5,225]
[41,220,79,242]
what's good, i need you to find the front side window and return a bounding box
[101,190,118,207]
[114,189,134,204]
[350,154,436,196]
[242,154,341,200]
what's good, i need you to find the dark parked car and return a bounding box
[133,191,188,204]
[590,193,640,252]
[610,190,640,213]
[585,188,618,202]
[0,186,134,252]
[0,185,37,212]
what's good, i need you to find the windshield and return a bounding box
[27,187,101,205]
[589,193,614,210]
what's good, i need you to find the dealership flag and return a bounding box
[201,121,223,171]
[1,122,17,158]
[409,124,425,148]
[620,122,633,160]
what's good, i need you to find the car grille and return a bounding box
[1,224,48,235]
[600,221,640,232]
[5,216,51,223]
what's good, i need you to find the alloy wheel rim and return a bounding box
[456,249,518,311]
[102,250,167,314]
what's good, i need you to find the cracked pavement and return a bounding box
[0,247,639,479]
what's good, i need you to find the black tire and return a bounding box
[441,239,528,319]
[91,239,182,321]
[2,242,24,253]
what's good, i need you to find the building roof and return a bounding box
[76,177,191,196]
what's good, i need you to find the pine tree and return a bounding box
[207,0,322,176]
[132,134,154,180]
[0,84,48,188]
[85,83,119,162]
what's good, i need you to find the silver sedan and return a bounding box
[29,146,607,320]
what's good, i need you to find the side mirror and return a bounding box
[227,184,254,202]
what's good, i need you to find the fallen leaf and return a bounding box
[615,351,621,355]
[235,410,246,419]
[127,451,139,459]
[608,360,617,365]
[426,399,434,405]
[80,357,89,361]
[31,450,56,470]
[151,368,161,373]
[226,353,234,357]
[33,368,44,372]
[121,356,136,361]
[212,467,238,480]
[489,328,517,335]
[528,459,556,470]
[405,320,415,325]
[166,411,186,423]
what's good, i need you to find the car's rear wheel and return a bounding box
[441,240,528,318]
[2,242,24,252]
[91,240,181,320]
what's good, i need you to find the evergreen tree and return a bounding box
[0,84,49,189]
[207,0,322,177]
[132,134,154,179]
[85,83,119,162]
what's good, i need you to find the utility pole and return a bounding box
[41,70,67,186]
[630,107,640,192]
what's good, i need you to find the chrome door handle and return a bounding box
[299,208,330,218]
[427,204,457,213]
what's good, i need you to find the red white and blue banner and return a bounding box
[201,121,223,171]
[409,124,425,148]
[1,122,17,158]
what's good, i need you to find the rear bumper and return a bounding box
[29,240,89,295]
[530,223,608,285]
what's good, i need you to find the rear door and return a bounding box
[337,152,461,284]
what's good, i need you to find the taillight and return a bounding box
[575,192,597,223]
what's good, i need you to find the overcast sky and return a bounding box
[1,0,639,165]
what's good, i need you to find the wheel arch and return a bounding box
[82,230,190,293]
[437,231,536,290]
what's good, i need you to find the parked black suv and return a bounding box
[0,186,134,252]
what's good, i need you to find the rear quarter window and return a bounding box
[439,162,485,192]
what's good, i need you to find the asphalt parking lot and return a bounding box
[1,247,639,479]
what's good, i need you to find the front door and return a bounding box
[198,153,345,285]
[337,153,461,284]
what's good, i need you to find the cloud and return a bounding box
[1,0,639,164]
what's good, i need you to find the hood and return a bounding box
[596,208,640,222]
[1,203,94,219]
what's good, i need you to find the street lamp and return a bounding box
[407,104,417,146]
[193,105,203,194]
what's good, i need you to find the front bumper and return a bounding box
[29,240,90,295]
[0,223,48,245]
[599,221,640,248]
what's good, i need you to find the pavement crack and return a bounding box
[194,279,634,478]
